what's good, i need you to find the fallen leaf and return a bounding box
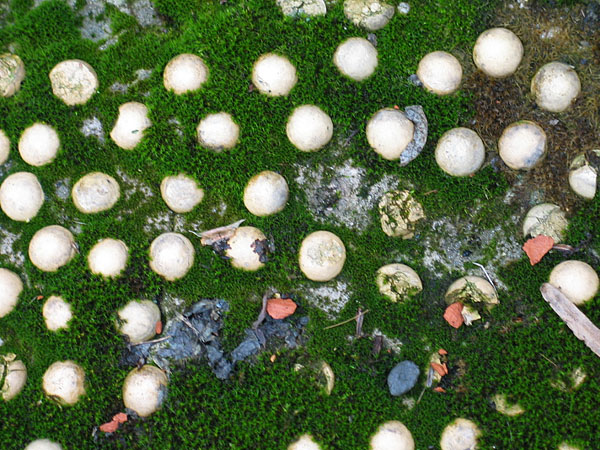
[36,295,44,300]
[113,413,127,424]
[155,321,162,335]
[393,105,400,110]
[433,387,446,393]
[444,302,464,329]
[438,348,448,355]
[523,235,555,265]
[431,362,448,376]
[99,420,119,433]
[266,298,297,320]
[270,354,276,363]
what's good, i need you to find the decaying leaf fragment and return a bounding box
[266,297,297,319]
[199,219,245,246]
[444,302,464,328]
[523,235,554,265]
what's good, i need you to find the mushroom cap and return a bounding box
[49,59,98,106]
[531,62,581,113]
[376,263,422,302]
[549,260,599,305]
[0,171,44,222]
[333,37,378,81]
[160,173,204,213]
[435,127,485,176]
[149,232,194,281]
[0,53,25,97]
[123,365,168,417]
[343,0,395,31]
[366,108,415,161]
[117,300,160,343]
[1,354,27,401]
[87,238,129,277]
[42,295,73,331]
[28,225,76,272]
[473,28,523,78]
[196,112,239,151]
[42,360,86,405]
[18,123,59,166]
[243,170,289,216]
[440,418,481,450]
[558,443,582,450]
[0,268,23,318]
[492,393,525,417]
[288,434,321,450]
[568,151,598,199]
[498,120,546,170]
[224,226,267,271]
[72,172,120,214]
[25,440,63,450]
[286,105,333,152]
[417,51,462,95]
[0,129,9,164]
[522,203,568,243]
[378,190,425,239]
[370,421,415,450]
[445,276,498,306]
[252,53,297,96]
[277,0,326,17]
[110,102,152,150]
[299,230,346,282]
[163,53,209,95]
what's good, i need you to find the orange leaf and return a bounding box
[155,321,162,335]
[522,235,554,265]
[99,420,119,433]
[438,348,448,355]
[113,413,127,424]
[36,295,44,300]
[444,302,464,329]
[393,105,400,110]
[431,362,448,376]
[433,387,446,393]
[266,298,297,320]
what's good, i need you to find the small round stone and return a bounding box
[49,59,98,106]
[72,172,120,214]
[473,28,523,78]
[445,276,498,306]
[277,0,326,17]
[376,263,422,303]
[531,62,581,113]
[343,0,395,31]
[522,203,568,243]
[498,120,546,170]
[0,172,44,222]
[160,173,204,213]
[440,418,481,450]
[42,295,73,331]
[370,421,415,450]
[19,123,60,166]
[149,232,194,281]
[25,440,63,450]
[417,51,462,95]
[568,151,598,199]
[435,128,485,176]
[387,361,420,396]
[163,54,209,95]
[1,354,27,401]
[286,105,333,152]
[0,53,25,97]
[252,53,297,96]
[196,112,239,151]
[333,37,378,81]
[379,190,425,239]
[123,365,168,417]
[243,171,289,217]
[117,300,160,344]
[0,129,10,164]
[288,434,321,450]
[0,268,22,318]
[366,108,415,161]
[110,102,152,150]
[225,226,267,271]
[88,238,128,278]
[28,225,76,272]
[42,360,86,405]
[549,260,599,305]
[298,231,346,282]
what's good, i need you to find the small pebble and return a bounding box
[387,360,420,396]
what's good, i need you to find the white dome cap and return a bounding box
[163,54,209,95]
[117,300,160,343]
[286,105,333,152]
[549,260,599,305]
[369,420,415,450]
[87,238,129,277]
[473,28,523,78]
[252,53,297,96]
[197,112,239,151]
[160,173,204,213]
[28,225,76,272]
[0,268,23,318]
[0,129,10,164]
[333,37,378,81]
[42,360,86,405]
[72,172,120,214]
[0,172,44,222]
[110,102,152,150]
[149,232,194,280]
[440,418,481,450]
[366,108,415,161]
[243,171,289,217]
[531,62,581,113]
[42,295,73,331]
[19,123,59,166]
[498,120,546,170]
[435,128,485,176]
[225,226,267,271]
[25,440,63,450]
[417,51,462,95]
[49,59,98,105]
[299,231,346,282]
[288,434,321,450]
[123,365,168,417]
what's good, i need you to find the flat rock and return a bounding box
[387,360,419,396]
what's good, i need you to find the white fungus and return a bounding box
[417,51,463,95]
[49,59,98,106]
[531,62,581,113]
[87,238,129,278]
[376,263,422,303]
[28,225,76,272]
[435,127,485,176]
[286,105,333,152]
[42,296,73,331]
[343,0,395,31]
[42,360,86,405]
[333,37,378,82]
[288,434,321,450]
[72,172,120,214]
[24,440,63,450]
[445,276,498,306]
[122,365,168,417]
[163,53,209,95]
[225,226,267,271]
[0,172,44,222]
[440,418,481,450]
[196,112,239,151]
[549,260,599,305]
[369,421,415,450]
[160,173,204,213]
[0,53,25,97]
[117,300,160,344]
[568,151,598,200]
[366,108,415,161]
[110,102,152,150]
[18,123,60,166]
[149,232,194,281]
[378,190,425,239]
[492,393,525,417]
[0,129,9,164]
[243,170,289,217]
[473,28,523,78]
[277,0,326,17]
[0,268,22,318]
[1,353,27,401]
[299,231,346,282]
[252,53,297,96]
[498,120,546,170]
[522,203,568,243]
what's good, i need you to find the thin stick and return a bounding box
[473,262,497,294]
[324,310,370,330]
[356,307,365,338]
[130,335,172,347]
[539,353,559,369]
[253,293,270,330]
[416,386,427,405]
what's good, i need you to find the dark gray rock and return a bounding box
[387,360,420,396]
[400,105,428,166]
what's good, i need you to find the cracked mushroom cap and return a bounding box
[163,53,209,94]
[1,354,27,401]
[531,62,581,113]
[0,268,22,318]
[568,151,598,200]
[149,232,194,281]
[225,226,267,271]
[445,276,498,306]
[87,238,129,278]
[0,172,44,222]
[0,129,9,164]
[252,53,297,96]
[110,102,152,150]
[522,203,568,243]
[117,300,160,344]
[288,434,321,450]
[417,51,462,95]
[18,123,59,166]
[72,172,120,214]
[376,263,422,303]
[343,0,395,31]
[378,190,425,239]
[440,418,481,450]
[299,231,346,282]
[366,108,415,161]
[277,0,326,17]
[49,59,98,106]
[123,365,168,417]
[0,53,25,97]
[370,421,415,450]
[498,120,546,170]
[473,28,523,78]
[286,105,333,152]
[25,440,63,450]
[42,295,73,331]
[334,37,378,81]
[435,128,485,176]
[549,260,599,305]
[160,173,204,213]
[492,393,525,417]
[28,225,76,272]
[243,170,289,217]
[42,360,86,405]
[196,112,239,151]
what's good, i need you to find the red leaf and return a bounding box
[155,321,162,335]
[393,105,400,110]
[99,420,119,433]
[444,303,464,329]
[431,362,448,376]
[523,235,555,265]
[433,387,446,393]
[266,298,297,320]
[36,295,44,300]
[438,348,448,355]
[113,413,127,424]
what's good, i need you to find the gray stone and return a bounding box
[400,105,428,166]
[387,360,419,396]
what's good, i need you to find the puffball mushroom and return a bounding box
[196,112,239,151]
[0,129,9,164]
[87,238,129,277]
[417,51,463,95]
[28,225,76,272]
[498,120,546,170]
[149,232,194,280]
[522,203,568,243]
[0,268,22,318]
[440,418,481,450]
[299,231,346,282]
[0,172,44,222]
[72,172,120,214]
[0,53,25,97]
[160,173,204,213]
[435,128,485,176]
[252,53,297,96]
[473,28,523,78]
[558,443,582,450]
[378,190,425,239]
[445,276,498,306]
[225,226,267,271]
[569,150,599,199]
[370,421,415,450]
[42,295,73,331]
[49,59,98,106]
[492,393,525,417]
[286,104,333,152]
[117,300,160,343]
[343,0,395,31]
[163,53,209,95]
[549,260,599,305]
[288,434,321,450]
[366,108,415,161]
[42,360,86,405]
[123,365,168,417]
[531,62,581,113]
[25,440,63,450]
[277,0,326,17]
[376,263,422,302]
[333,37,378,81]
[243,170,289,216]
[18,123,60,166]
[1,353,27,401]
[110,102,152,150]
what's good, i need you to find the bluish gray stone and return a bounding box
[387,360,420,396]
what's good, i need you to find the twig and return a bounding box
[416,386,427,405]
[473,262,497,295]
[324,310,370,330]
[253,293,270,330]
[539,353,559,369]
[355,307,365,338]
[130,335,172,347]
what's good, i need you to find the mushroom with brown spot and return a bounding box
[72,172,120,214]
[498,120,546,170]
[252,53,297,96]
[531,62,581,113]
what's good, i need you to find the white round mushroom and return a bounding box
[370,421,415,450]
[376,263,422,303]
[286,105,333,152]
[149,232,194,281]
[252,53,297,96]
[378,190,425,239]
[0,53,25,97]
[72,172,120,214]
[522,203,568,243]
[42,295,73,331]
[445,276,498,306]
[18,123,59,166]
[49,59,98,106]
[24,440,63,450]
[343,0,395,31]
[531,62,581,113]
[160,173,204,213]
[28,225,76,272]
[0,268,22,318]
[0,172,44,222]
[440,418,481,450]
[498,120,546,170]
[299,231,346,282]
[88,238,128,278]
[196,112,239,151]
[366,108,415,161]
[288,434,321,450]
[1,353,27,401]
[333,37,378,81]
[163,53,209,95]
[473,28,523,78]
[243,171,289,217]
[417,51,463,95]
[569,151,598,200]
[225,226,267,271]
[549,260,599,305]
[122,365,168,417]
[435,128,485,176]
[117,300,160,344]
[0,129,10,164]
[558,443,582,450]
[492,393,525,417]
[110,102,152,150]
[42,360,86,405]
[277,0,326,17]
